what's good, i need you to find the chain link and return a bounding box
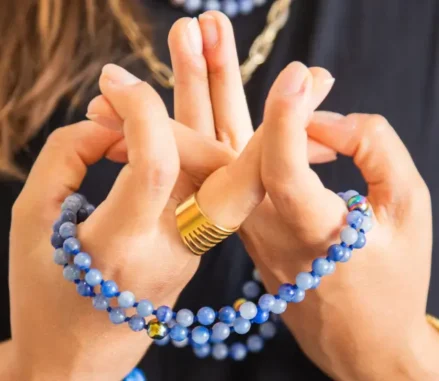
[111,0,293,88]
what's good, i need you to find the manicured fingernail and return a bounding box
[278,62,311,95]
[323,77,335,86]
[101,64,141,86]
[199,13,219,49]
[187,18,203,55]
[86,114,122,131]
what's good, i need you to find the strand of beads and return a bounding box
[51,191,373,379]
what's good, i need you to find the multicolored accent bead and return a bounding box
[147,319,169,340]
[347,194,369,213]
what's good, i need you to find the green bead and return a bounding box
[147,319,169,340]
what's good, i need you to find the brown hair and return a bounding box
[0,0,150,178]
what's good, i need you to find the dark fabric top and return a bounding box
[1,1,438,380]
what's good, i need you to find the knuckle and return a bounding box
[142,159,178,190]
[362,114,392,137]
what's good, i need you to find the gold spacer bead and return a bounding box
[233,298,247,311]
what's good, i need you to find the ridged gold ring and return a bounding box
[427,314,439,332]
[176,193,240,256]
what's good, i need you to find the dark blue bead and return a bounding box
[51,232,64,249]
[77,208,88,223]
[170,324,189,342]
[156,306,173,323]
[84,204,96,215]
[327,244,345,262]
[278,283,296,302]
[311,275,321,289]
[101,280,119,298]
[218,306,236,324]
[52,219,63,233]
[253,308,269,324]
[60,209,77,224]
[353,232,367,249]
[77,280,93,297]
[63,237,81,254]
[123,368,146,381]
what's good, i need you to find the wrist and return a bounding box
[0,340,20,381]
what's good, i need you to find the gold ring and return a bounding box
[427,314,439,332]
[176,193,239,256]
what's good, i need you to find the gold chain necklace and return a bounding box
[111,0,293,88]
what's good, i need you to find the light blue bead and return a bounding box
[242,281,261,299]
[339,248,352,263]
[218,306,236,324]
[247,334,264,353]
[327,260,336,274]
[156,306,173,323]
[296,272,314,290]
[109,307,126,324]
[230,343,247,361]
[63,264,80,282]
[184,0,202,13]
[167,319,177,329]
[212,343,228,360]
[197,307,216,326]
[101,280,119,298]
[327,244,345,262]
[233,317,251,334]
[222,0,239,17]
[92,294,109,310]
[312,258,330,276]
[291,288,305,303]
[172,338,189,348]
[123,368,146,381]
[176,309,194,328]
[63,237,81,254]
[342,190,359,202]
[76,280,92,296]
[239,0,254,14]
[259,321,276,339]
[62,195,82,213]
[53,248,69,265]
[170,324,188,342]
[191,326,210,345]
[129,315,145,332]
[253,308,269,324]
[340,227,359,245]
[239,301,257,320]
[311,274,321,289]
[353,232,366,249]
[154,335,170,346]
[193,344,211,359]
[271,298,287,314]
[360,216,373,232]
[258,294,276,311]
[73,252,91,270]
[71,193,87,206]
[204,0,221,11]
[347,210,364,227]
[118,291,136,308]
[137,300,154,317]
[211,322,230,343]
[278,283,295,302]
[85,269,102,286]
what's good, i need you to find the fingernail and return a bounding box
[187,18,203,55]
[312,111,352,128]
[312,152,338,164]
[323,77,335,86]
[86,113,122,131]
[199,13,219,49]
[101,64,141,86]
[278,62,311,95]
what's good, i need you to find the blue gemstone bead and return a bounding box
[176,309,194,327]
[278,283,295,302]
[170,324,189,342]
[361,216,373,232]
[247,334,264,353]
[59,222,77,239]
[327,259,336,274]
[353,232,366,249]
[137,300,154,317]
[71,193,87,206]
[123,368,146,381]
[77,208,88,223]
[312,258,331,276]
[172,338,189,348]
[242,281,261,299]
[218,306,236,324]
[77,280,92,296]
[73,252,91,270]
[184,0,202,13]
[193,344,211,359]
[61,195,82,213]
[156,306,173,323]
[258,294,276,311]
[101,280,119,298]
[291,287,305,303]
[346,210,364,227]
[222,0,239,17]
[204,0,221,10]
[240,302,258,320]
[191,326,210,345]
[51,232,64,249]
[340,227,358,245]
[233,317,251,335]
[109,307,126,324]
[85,269,102,286]
[239,0,254,14]
[259,321,277,339]
[253,308,269,324]
[311,274,321,289]
[211,322,230,343]
[53,248,69,265]
[197,307,216,326]
[92,294,109,310]
[60,209,77,224]
[118,291,136,308]
[328,244,345,262]
[271,297,287,313]
[53,219,63,233]
[212,343,228,360]
[155,335,170,346]
[230,343,247,361]
[63,237,81,254]
[296,272,314,290]
[63,264,80,282]
[84,204,96,215]
[342,190,359,202]
[129,315,146,332]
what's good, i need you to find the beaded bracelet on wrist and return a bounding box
[50,190,373,380]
